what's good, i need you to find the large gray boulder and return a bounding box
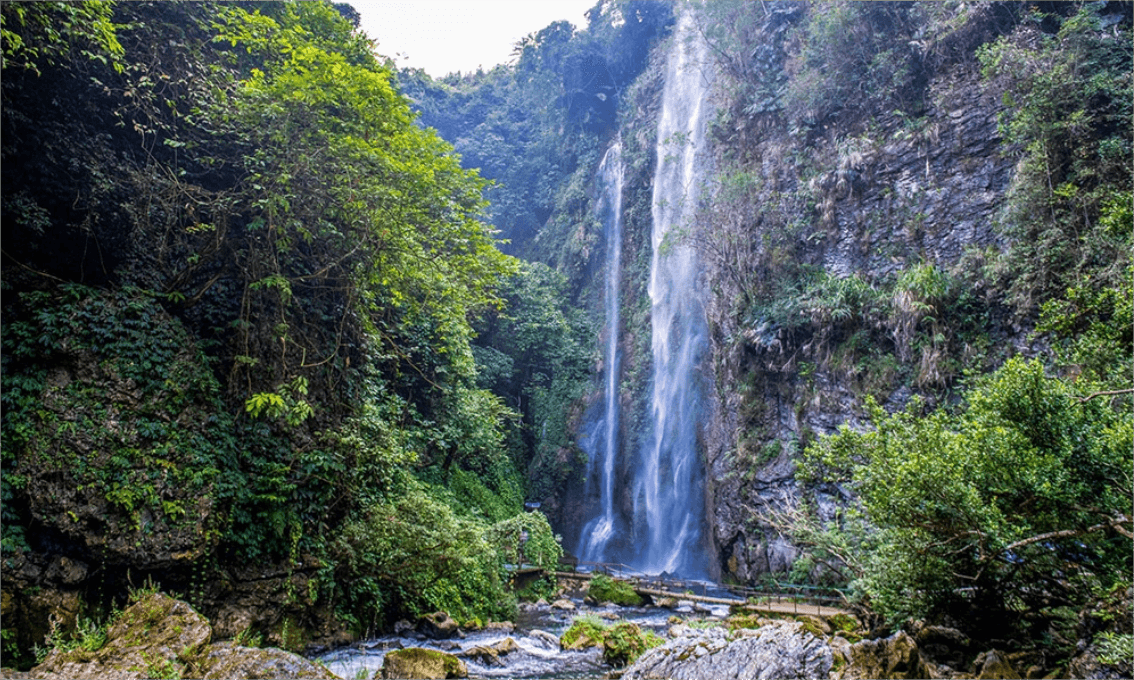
[621,621,832,680]
[194,641,340,679]
[31,592,211,680]
[834,630,929,679]
[417,611,461,640]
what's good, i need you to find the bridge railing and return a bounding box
[560,560,850,613]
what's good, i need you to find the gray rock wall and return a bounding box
[704,65,1019,582]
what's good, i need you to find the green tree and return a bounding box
[472,263,595,499]
[978,3,1132,315]
[0,1,123,74]
[801,358,1132,635]
[1,0,526,632]
[331,483,515,631]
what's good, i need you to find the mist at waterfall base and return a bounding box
[575,11,714,580]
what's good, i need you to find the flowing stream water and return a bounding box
[633,8,713,577]
[315,597,733,680]
[577,139,625,564]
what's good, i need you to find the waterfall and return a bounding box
[633,8,712,577]
[574,9,713,577]
[577,138,625,564]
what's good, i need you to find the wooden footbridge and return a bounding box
[511,561,853,619]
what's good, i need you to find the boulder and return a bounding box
[1066,645,1131,680]
[550,598,576,611]
[381,647,468,679]
[915,624,973,669]
[836,630,928,679]
[417,612,460,640]
[24,592,335,680]
[972,649,1019,679]
[193,641,338,679]
[1065,585,1134,679]
[458,637,519,666]
[32,592,210,680]
[622,620,832,680]
[527,629,560,649]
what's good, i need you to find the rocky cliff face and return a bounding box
[697,8,1026,583]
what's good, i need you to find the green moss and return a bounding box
[799,619,826,638]
[587,574,643,606]
[828,613,859,634]
[726,614,763,631]
[561,617,662,667]
[560,617,606,650]
[383,647,465,679]
[601,622,663,668]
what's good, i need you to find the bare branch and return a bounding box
[1076,388,1134,403]
[999,516,1133,555]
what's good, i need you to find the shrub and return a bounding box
[800,358,1133,633]
[601,622,663,667]
[560,616,606,650]
[559,617,662,667]
[587,573,643,606]
[331,482,514,631]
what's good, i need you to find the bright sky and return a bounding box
[352,1,596,77]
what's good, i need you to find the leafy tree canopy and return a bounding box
[800,357,1132,636]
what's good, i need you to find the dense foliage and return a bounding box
[397,0,674,517]
[801,358,1132,635]
[0,0,564,658]
[694,0,1132,654]
[560,615,662,667]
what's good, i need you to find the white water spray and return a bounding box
[577,139,625,564]
[634,9,712,576]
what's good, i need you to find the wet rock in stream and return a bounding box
[621,620,832,680]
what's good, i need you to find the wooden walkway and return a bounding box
[549,569,853,620]
[632,586,852,619]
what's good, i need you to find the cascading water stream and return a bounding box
[577,138,625,564]
[574,9,713,577]
[633,8,712,577]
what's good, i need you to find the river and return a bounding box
[316,593,734,679]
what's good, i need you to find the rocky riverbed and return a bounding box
[5,585,1129,679]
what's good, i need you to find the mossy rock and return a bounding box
[191,641,338,679]
[381,647,467,679]
[795,615,830,639]
[828,613,861,635]
[726,613,765,631]
[27,593,336,680]
[601,622,663,667]
[33,592,209,680]
[586,574,643,606]
[7,290,230,569]
[560,618,606,650]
